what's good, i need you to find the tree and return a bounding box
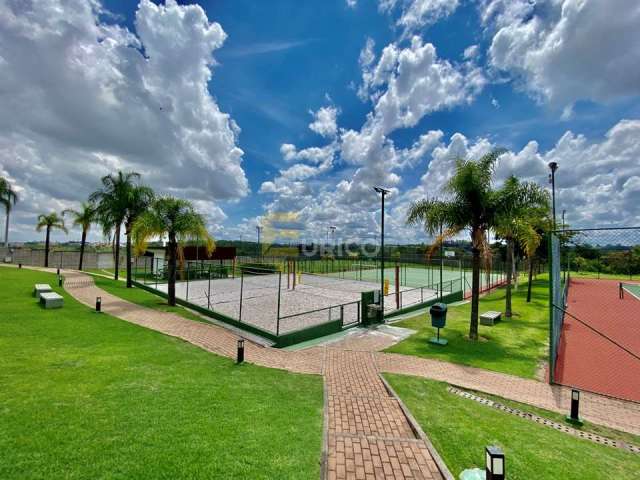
[123,185,155,288]
[90,171,141,281]
[63,202,97,271]
[494,176,550,317]
[36,213,67,268]
[407,149,506,340]
[133,197,214,306]
[0,177,18,248]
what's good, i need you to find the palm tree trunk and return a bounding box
[114,224,121,280]
[469,245,481,340]
[505,238,513,317]
[526,256,535,303]
[44,227,51,268]
[4,208,9,247]
[126,224,132,288]
[168,233,177,306]
[79,229,87,271]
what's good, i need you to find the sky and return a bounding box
[1,0,640,246]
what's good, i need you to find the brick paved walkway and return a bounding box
[13,267,640,478]
[325,350,444,479]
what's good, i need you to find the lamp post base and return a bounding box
[565,415,584,426]
[429,337,448,346]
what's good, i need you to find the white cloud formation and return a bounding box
[308,106,339,138]
[361,36,486,134]
[380,0,460,36]
[0,0,248,241]
[484,0,640,106]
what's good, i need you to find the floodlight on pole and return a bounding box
[256,225,262,258]
[374,186,391,315]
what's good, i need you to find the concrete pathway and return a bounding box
[10,266,640,478]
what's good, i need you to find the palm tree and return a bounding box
[36,213,67,268]
[494,176,550,317]
[133,197,214,306]
[123,185,155,288]
[0,177,18,248]
[90,171,141,281]
[407,149,505,341]
[63,202,97,271]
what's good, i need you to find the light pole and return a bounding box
[374,186,390,313]
[548,161,558,230]
[330,225,336,255]
[256,225,262,258]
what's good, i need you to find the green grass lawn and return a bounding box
[0,267,323,479]
[385,276,549,378]
[90,274,206,323]
[571,271,638,281]
[385,374,640,479]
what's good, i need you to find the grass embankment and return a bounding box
[385,374,640,480]
[386,276,549,378]
[0,267,323,479]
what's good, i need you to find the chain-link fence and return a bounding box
[549,227,640,401]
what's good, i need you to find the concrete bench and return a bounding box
[480,310,501,326]
[33,284,53,298]
[40,292,64,309]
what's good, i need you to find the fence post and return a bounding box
[207,265,212,310]
[185,262,189,301]
[276,271,282,336]
[239,270,244,323]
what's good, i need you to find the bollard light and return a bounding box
[237,338,245,364]
[57,267,60,275]
[96,297,102,312]
[18,263,22,269]
[58,276,63,287]
[486,446,505,480]
[567,389,583,425]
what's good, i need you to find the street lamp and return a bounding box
[548,161,558,230]
[374,186,390,314]
[256,225,262,258]
[330,225,336,255]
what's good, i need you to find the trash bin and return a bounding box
[367,303,383,324]
[430,303,447,328]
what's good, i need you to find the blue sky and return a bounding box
[1,0,640,244]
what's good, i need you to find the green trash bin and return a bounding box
[429,302,448,345]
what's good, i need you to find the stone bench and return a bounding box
[33,284,53,298]
[480,310,501,326]
[40,292,64,309]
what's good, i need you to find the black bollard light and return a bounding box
[58,276,63,287]
[485,445,505,480]
[57,267,60,275]
[567,389,583,425]
[96,296,102,312]
[237,338,245,364]
[18,263,22,269]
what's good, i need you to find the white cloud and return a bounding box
[463,45,479,60]
[346,0,358,8]
[362,36,486,134]
[308,106,339,138]
[0,0,248,241]
[485,0,640,107]
[380,0,460,36]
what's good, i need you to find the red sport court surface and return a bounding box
[555,278,640,402]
